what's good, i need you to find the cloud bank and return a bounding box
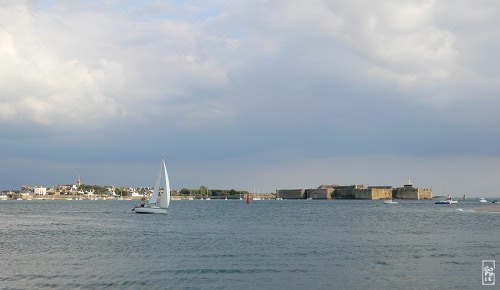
[1,0,500,196]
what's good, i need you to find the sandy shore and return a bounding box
[473,204,500,213]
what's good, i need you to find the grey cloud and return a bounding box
[1,1,500,195]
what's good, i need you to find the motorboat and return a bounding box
[435,194,458,205]
[479,197,487,203]
[435,199,458,205]
[383,199,398,204]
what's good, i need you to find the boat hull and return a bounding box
[435,200,458,204]
[134,206,167,214]
[383,200,398,204]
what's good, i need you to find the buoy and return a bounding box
[246,194,250,204]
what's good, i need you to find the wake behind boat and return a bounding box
[134,157,170,214]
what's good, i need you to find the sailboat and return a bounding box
[252,187,261,200]
[134,157,170,214]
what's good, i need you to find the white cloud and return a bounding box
[0,1,232,127]
[2,0,500,194]
[323,1,457,86]
[0,4,126,126]
[1,0,499,129]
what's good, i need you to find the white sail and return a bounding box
[134,157,170,214]
[148,162,163,205]
[158,158,170,209]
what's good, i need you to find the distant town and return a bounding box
[0,176,433,201]
[0,176,252,200]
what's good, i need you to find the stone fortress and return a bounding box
[277,181,432,200]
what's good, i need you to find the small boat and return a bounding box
[252,187,261,200]
[383,199,398,204]
[479,197,487,203]
[435,199,458,204]
[134,157,170,214]
[435,194,458,205]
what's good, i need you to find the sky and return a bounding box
[1,0,500,197]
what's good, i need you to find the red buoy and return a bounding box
[246,194,250,204]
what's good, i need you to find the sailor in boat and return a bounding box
[132,196,147,210]
[138,196,147,207]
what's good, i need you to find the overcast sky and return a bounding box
[1,0,500,197]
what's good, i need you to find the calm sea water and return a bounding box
[0,199,498,289]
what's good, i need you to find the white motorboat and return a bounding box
[435,199,458,205]
[479,197,487,203]
[383,199,398,204]
[435,195,458,205]
[134,157,170,214]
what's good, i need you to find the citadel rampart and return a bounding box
[392,186,433,200]
[306,188,333,199]
[277,182,432,200]
[277,189,305,199]
[355,187,393,200]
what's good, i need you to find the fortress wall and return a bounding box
[393,187,433,200]
[333,185,364,199]
[354,188,393,200]
[277,185,431,200]
[392,187,418,199]
[418,188,433,199]
[333,188,355,199]
[371,188,393,200]
[307,188,333,199]
[277,189,305,199]
[354,189,371,199]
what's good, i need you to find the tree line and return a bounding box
[178,186,249,197]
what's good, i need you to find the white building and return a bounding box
[34,186,47,195]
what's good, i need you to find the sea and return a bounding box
[0,199,499,290]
